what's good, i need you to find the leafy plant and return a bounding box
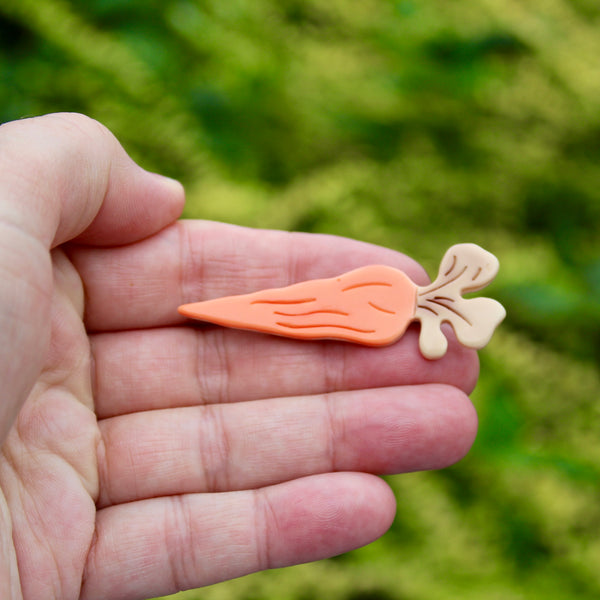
[1,1,599,598]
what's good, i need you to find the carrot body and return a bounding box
[178,265,417,346]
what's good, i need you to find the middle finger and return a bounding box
[90,325,479,419]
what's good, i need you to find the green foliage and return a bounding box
[1,0,599,598]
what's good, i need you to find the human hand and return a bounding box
[0,113,478,600]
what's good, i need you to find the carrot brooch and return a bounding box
[178,243,506,359]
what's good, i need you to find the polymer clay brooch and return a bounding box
[178,243,506,360]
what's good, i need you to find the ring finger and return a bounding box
[96,383,477,507]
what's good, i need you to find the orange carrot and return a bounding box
[179,264,416,346]
[178,243,506,359]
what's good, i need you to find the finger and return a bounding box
[90,326,479,418]
[96,385,477,507]
[81,473,396,600]
[0,113,184,248]
[68,219,430,331]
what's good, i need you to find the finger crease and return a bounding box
[323,393,339,472]
[164,496,195,592]
[212,331,234,405]
[198,404,231,492]
[321,343,347,394]
[253,488,277,571]
[194,331,210,405]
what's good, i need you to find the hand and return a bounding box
[0,113,479,600]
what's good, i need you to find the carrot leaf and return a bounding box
[415,243,506,359]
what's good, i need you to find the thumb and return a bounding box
[0,112,185,247]
[0,113,184,444]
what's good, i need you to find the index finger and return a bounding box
[69,219,431,331]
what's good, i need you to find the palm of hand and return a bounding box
[0,250,99,599]
[0,114,479,600]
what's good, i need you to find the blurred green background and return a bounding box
[2,1,600,598]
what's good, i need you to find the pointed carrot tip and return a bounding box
[177,303,196,318]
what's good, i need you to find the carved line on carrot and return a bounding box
[342,281,393,292]
[275,322,376,333]
[444,255,457,276]
[251,298,316,305]
[274,309,350,317]
[177,243,506,360]
[423,298,472,325]
[418,264,467,296]
[368,301,396,315]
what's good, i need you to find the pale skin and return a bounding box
[0,113,479,600]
